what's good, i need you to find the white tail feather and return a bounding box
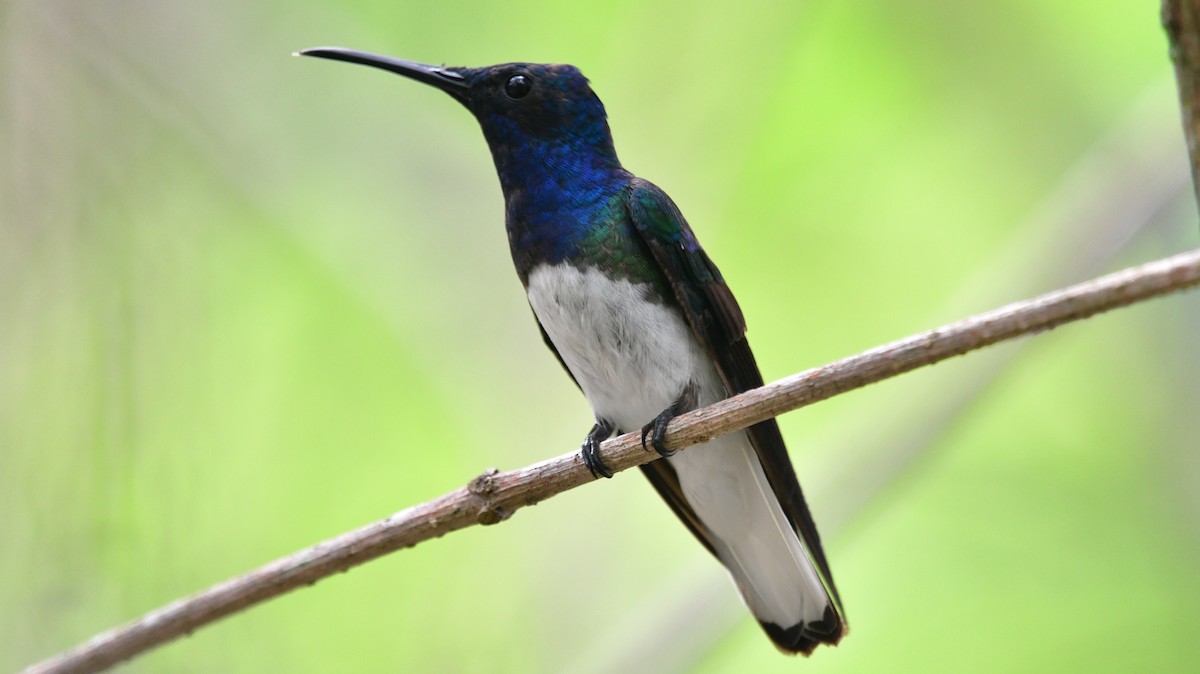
[666,431,830,628]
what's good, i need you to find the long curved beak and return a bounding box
[296,47,469,101]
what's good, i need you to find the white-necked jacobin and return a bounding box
[299,47,846,655]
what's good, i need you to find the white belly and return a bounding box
[526,262,829,628]
[525,262,720,431]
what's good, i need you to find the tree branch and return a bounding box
[22,247,1200,674]
[1165,0,1200,207]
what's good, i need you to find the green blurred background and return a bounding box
[3,0,1199,671]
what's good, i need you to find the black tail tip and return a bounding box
[760,605,846,655]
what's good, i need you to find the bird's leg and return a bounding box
[641,382,698,458]
[582,418,616,479]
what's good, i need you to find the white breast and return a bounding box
[525,262,717,431]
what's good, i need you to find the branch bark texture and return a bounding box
[1165,0,1200,206]
[23,247,1200,674]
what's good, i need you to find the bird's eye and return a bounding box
[504,75,532,99]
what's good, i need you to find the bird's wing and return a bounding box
[624,177,843,612]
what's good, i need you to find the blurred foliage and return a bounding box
[2,0,1198,672]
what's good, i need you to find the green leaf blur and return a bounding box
[2,1,1197,672]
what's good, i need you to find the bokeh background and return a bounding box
[3,0,1199,672]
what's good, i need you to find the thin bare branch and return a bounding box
[22,247,1200,674]
[1165,0,1200,207]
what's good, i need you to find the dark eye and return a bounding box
[504,74,532,99]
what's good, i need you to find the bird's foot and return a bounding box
[641,383,698,459]
[582,419,615,479]
[641,411,675,458]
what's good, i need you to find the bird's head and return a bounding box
[298,48,617,162]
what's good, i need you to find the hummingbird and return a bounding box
[298,47,846,654]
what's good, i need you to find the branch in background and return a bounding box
[23,247,1200,674]
[1165,0,1200,208]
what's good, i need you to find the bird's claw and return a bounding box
[581,420,615,479]
[640,384,697,459]
[641,409,676,458]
